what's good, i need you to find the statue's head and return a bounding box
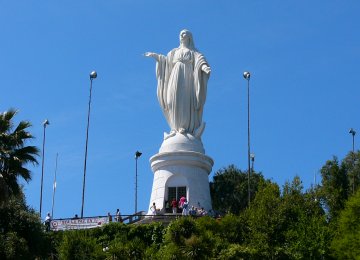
[179,29,195,49]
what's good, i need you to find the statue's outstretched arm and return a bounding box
[144,52,161,62]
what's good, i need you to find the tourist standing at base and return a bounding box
[179,196,186,208]
[44,212,52,231]
[189,206,196,216]
[115,209,122,222]
[150,202,157,217]
[171,198,178,214]
[182,199,189,216]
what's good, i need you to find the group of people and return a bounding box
[107,209,123,223]
[170,197,189,215]
[161,197,209,217]
[188,206,208,217]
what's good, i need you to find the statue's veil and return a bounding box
[180,29,196,50]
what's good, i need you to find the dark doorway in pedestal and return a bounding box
[166,186,186,213]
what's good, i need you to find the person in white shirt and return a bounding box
[44,212,51,231]
[150,202,157,217]
[182,199,189,216]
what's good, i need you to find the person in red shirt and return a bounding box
[179,196,186,208]
[171,198,178,214]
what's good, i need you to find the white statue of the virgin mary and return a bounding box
[145,29,211,140]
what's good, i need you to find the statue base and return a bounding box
[147,133,213,215]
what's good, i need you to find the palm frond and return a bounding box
[0,109,17,130]
[0,109,39,199]
[13,146,39,164]
[14,120,32,133]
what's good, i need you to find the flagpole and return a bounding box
[51,153,58,218]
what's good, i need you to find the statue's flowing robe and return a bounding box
[155,47,209,135]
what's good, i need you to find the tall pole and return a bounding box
[243,71,251,207]
[39,119,50,218]
[349,128,356,194]
[81,70,97,218]
[51,153,58,218]
[135,151,142,214]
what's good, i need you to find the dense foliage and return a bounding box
[210,164,265,214]
[319,152,360,221]
[0,168,358,260]
[2,158,359,259]
[331,188,360,259]
[0,192,52,259]
[30,177,331,259]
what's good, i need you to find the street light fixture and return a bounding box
[349,128,356,152]
[135,151,142,214]
[39,119,50,218]
[250,153,255,173]
[243,71,251,207]
[81,70,97,218]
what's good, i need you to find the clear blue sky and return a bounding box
[1,1,359,219]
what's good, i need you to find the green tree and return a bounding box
[195,216,226,257]
[164,217,197,245]
[319,156,349,220]
[210,164,265,214]
[58,230,105,260]
[158,217,217,259]
[341,151,360,195]
[0,192,51,259]
[107,236,146,260]
[331,188,360,259]
[281,177,331,259]
[216,214,248,244]
[242,177,332,259]
[217,244,259,260]
[243,180,287,258]
[0,109,39,205]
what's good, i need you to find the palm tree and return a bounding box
[0,109,39,205]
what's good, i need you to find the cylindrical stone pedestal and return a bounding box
[148,150,213,214]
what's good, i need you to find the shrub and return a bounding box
[164,217,197,245]
[58,230,105,260]
[107,236,145,260]
[218,244,260,260]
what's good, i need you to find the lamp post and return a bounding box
[243,71,251,207]
[349,128,356,194]
[39,119,50,218]
[51,153,58,218]
[135,151,142,214]
[250,153,255,173]
[349,128,356,153]
[81,70,97,218]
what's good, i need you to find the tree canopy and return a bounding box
[0,192,51,259]
[331,188,360,259]
[318,151,360,222]
[210,164,265,214]
[0,109,39,205]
